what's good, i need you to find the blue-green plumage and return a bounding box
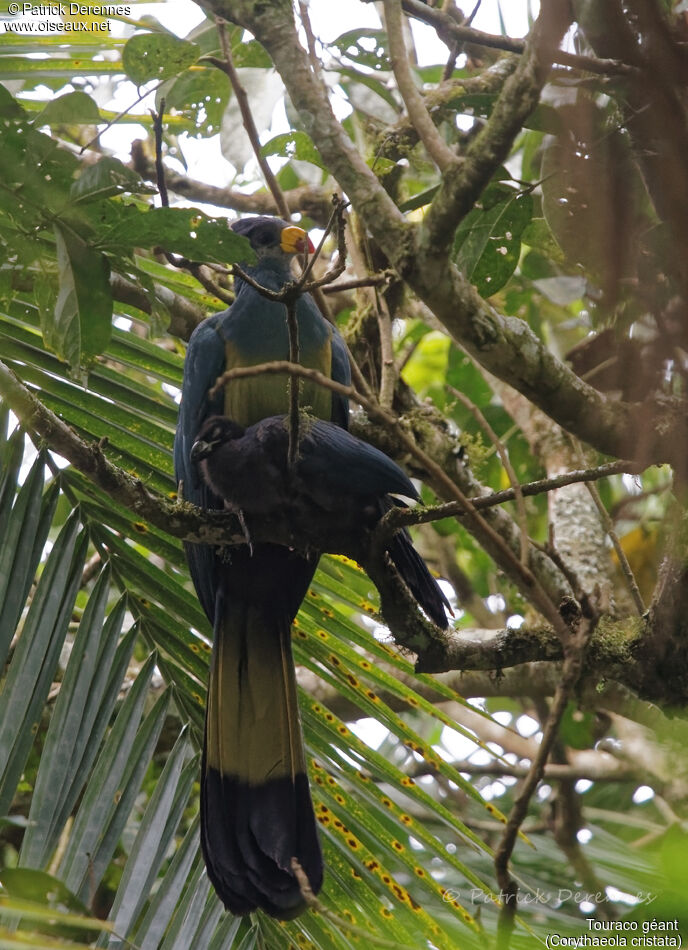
[174,216,350,918]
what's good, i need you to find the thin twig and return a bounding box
[231,198,350,303]
[383,0,459,171]
[568,438,646,616]
[494,606,594,947]
[150,106,235,305]
[290,859,420,950]
[297,196,349,289]
[377,296,396,411]
[548,735,617,923]
[283,200,349,467]
[384,462,643,531]
[213,19,291,220]
[321,271,394,294]
[301,199,350,322]
[441,40,459,81]
[130,143,334,224]
[586,474,647,616]
[448,384,529,565]
[81,82,164,154]
[153,97,169,207]
[298,1,322,79]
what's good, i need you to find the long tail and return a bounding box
[386,508,451,628]
[202,545,322,919]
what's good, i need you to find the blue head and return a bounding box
[231,216,314,288]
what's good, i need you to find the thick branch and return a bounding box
[400,0,635,76]
[415,624,562,674]
[375,59,519,164]
[216,0,412,252]
[110,273,205,341]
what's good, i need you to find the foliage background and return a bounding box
[0,0,687,947]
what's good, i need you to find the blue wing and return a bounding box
[329,324,351,429]
[300,420,418,500]
[174,313,228,620]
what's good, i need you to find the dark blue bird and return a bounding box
[191,413,451,628]
[174,216,449,919]
[174,216,350,919]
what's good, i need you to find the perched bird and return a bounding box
[174,216,350,918]
[191,414,451,630]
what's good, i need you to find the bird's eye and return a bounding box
[254,232,274,247]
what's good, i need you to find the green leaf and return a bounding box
[0,83,24,117]
[122,33,199,85]
[0,512,87,815]
[0,869,93,938]
[232,38,271,68]
[100,205,256,265]
[337,66,400,115]
[559,702,597,750]
[398,184,440,213]
[52,224,112,369]
[58,658,168,897]
[453,184,533,297]
[71,156,154,203]
[158,66,230,138]
[261,130,325,170]
[104,730,195,944]
[330,28,389,71]
[20,569,116,869]
[0,894,111,936]
[0,454,57,667]
[34,90,100,126]
[134,819,205,950]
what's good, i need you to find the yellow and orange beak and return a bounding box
[280,225,315,255]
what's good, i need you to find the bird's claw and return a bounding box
[238,509,253,556]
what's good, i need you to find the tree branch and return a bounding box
[213,19,291,220]
[383,0,459,172]
[381,459,643,532]
[5,354,682,705]
[415,624,562,674]
[110,273,205,341]
[0,359,240,546]
[494,603,595,945]
[448,384,529,565]
[399,0,637,76]
[216,0,688,475]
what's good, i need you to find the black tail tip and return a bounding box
[201,769,324,919]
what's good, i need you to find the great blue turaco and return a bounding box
[174,215,449,919]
